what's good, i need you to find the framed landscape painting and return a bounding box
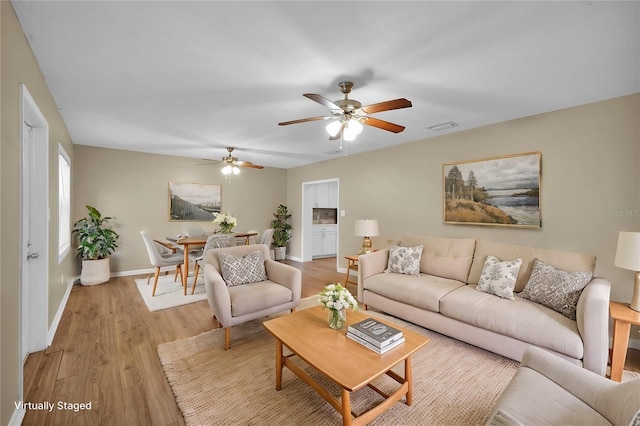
[443,152,541,228]
[169,182,221,222]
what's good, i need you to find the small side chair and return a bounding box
[203,244,301,350]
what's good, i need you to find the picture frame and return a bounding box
[443,152,541,228]
[168,182,221,222]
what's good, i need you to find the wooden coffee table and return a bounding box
[263,306,429,426]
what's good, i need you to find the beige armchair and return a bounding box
[487,346,640,425]
[204,244,301,350]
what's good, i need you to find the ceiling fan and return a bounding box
[278,81,412,141]
[203,147,264,176]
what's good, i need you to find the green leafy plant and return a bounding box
[271,204,292,248]
[72,205,119,260]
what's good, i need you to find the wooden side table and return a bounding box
[609,301,640,382]
[343,255,359,288]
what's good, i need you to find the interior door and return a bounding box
[20,85,49,364]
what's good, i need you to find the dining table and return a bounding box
[174,232,258,295]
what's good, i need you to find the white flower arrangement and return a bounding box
[317,283,358,312]
[213,212,237,233]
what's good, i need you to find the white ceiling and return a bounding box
[11,1,640,169]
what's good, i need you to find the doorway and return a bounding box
[20,84,49,366]
[301,179,339,265]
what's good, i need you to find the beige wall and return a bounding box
[287,94,640,306]
[73,146,287,273]
[1,2,76,423]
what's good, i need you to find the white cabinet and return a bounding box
[313,182,338,208]
[312,225,337,257]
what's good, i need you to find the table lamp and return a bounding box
[614,231,640,312]
[354,219,379,254]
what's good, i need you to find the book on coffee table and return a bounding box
[346,331,405,354]
[347,318,403,348]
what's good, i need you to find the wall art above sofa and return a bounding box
[443,151,541,228]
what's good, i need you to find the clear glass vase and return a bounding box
[219,224,234,234]
[328,308,346,330]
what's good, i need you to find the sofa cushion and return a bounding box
[476,255,522,300]
[468,239,596,292]
[228,281,292,317]
[440,285,584,359]
[364,272,465,313]
[219,250,267,287]
[385,245,423,276]
[402,235,476,282]
[520,258,593,320]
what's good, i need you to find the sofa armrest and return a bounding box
[522,346,640,425]
[204,263,232,325]
[264,259,302,305]
[575,277,611,375]
[357,249,389,302]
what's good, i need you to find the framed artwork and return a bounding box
[443,152,541,228]
[168,182,221,222]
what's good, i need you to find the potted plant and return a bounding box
[72,205,119,285]
[271,204,292,261]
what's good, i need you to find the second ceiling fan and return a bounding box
[278,81,412,141]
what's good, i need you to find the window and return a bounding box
[58,144,71,263]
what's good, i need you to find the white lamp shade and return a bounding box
[615,231,640,271]
[354,219,379,237]
[326,120,342,137]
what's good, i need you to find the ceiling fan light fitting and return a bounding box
[326,120,342,137]
[221,165,232,175]
[428,121,458,131]
[347,119,363,135]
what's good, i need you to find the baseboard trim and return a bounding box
[47,275,77,347]
[8,407,25,426]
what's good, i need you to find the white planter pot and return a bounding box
[274,247,286,261]
[80,258,111,286]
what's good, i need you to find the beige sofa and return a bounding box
[486,346,640,425]
[357,234,611,375]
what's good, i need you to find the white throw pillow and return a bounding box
[476,255,522,300]
[384,245,424,276]
[219,250,267,287]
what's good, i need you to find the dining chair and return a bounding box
[140,231,186,297]
[191,234,237,293]
[203,244,301,349]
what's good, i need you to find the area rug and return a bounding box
[158,305,521,425]
[135,273,207,312]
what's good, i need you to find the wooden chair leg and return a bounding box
[151,267,161,296]
[224,327,231,350]
[174,265,180,282]
[191,262,200,294]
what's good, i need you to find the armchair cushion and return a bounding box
[219,250,267,287]
[229,281,293,317]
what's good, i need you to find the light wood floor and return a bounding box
[22,257,640,425]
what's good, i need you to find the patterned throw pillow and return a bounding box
[520,258,592,320]
[384,245,424,276]
[219,250,267,287]
[476,255,523,300]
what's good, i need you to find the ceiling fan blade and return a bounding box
[364,117,406,133]
[361,98,412,114]
[235,161,264,169]
[303,93,342,111]
[278,116,328,126]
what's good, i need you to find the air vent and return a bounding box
[428,121,458,131]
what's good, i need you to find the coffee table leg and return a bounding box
[275,340,283,390]
[405,357,413,406]
[341,388,352,426]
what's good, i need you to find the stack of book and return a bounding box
[347,318,404,354]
